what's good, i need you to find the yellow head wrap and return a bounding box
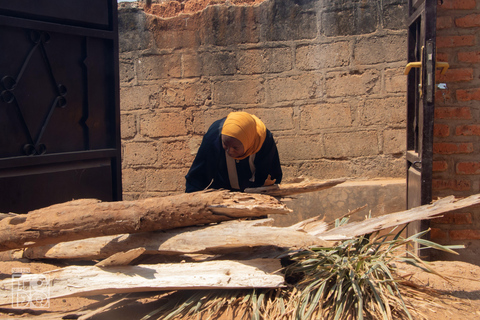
[221,112,267,160]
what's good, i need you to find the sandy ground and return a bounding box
[0,258,479,320]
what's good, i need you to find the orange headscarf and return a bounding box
[221,112,267,160]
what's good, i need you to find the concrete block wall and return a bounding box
[118,0,409,200]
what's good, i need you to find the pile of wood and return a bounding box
[1,177,480,319]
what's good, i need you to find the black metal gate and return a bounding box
[0,0,122,213]
[404,0,448,256]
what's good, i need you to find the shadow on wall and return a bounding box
[271,178,406,227]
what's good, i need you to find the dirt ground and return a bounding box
[0,258,479,320]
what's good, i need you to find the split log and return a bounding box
[0,259,284,305]
[23,219,331,261]
[318,194,480,240]
[0,190,291,252]
[245,177,347,197]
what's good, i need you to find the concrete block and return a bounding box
[200,51,236,76]
[354,35,407,65]
[122,168,146,192]
[248,107,295,131]
[324,131,378,158]
[145,168,188,192]
[237,47,293,75]
[261,0,317,41]
[296,42,351,70]
[300,103,352,131]
[383,129,406,155]
[359,97,406,126]
[119,60,135,83]
[120,113,137,139]
[298,160,352,179]
[277,135,324,161]
[137,54,182,80]
[213,79,265,105]
[382,2,408,30]
[140,111,189,138]
[159,139,196,168]
[161,80,212,107]
[123,142,158,166]
[120,85,160,111]
[322,4,377,37]
[325,69,381,97]
[385,67,407,93]
[200,5,261,46]
[118,8,152,52]
[267,73,323,103]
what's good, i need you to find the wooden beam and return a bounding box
[0,190,291,251]
[318,194,480,240]
[0,259,285,305]
[23,219,331,261]
[245,178,347,197]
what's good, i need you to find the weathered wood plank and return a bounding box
[318,194,480,240]
[0,259,285,305]
[23,219,331,261]
[244,178,347,197]
[0,190,291,251]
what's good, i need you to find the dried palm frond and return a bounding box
[142,224,463,320]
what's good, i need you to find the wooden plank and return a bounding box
[0,190,291,251]
[0,259,285,305]
[318,194,480,240]
[245,178,347,197]
[23,219,331,261]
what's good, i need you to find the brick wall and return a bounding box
[431,0,480,263]
[118,0,409,199]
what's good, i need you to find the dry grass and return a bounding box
[141,225,463,320]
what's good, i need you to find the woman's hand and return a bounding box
[263,174,276,186]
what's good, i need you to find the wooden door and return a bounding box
[0,0,122,213]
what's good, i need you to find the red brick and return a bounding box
[450,229,480,240]
[434,212,473,224]
[457,162,480,174]
[436,53,449,61]
[436,35,475,48]
[456,124,480,136]
[430,227,448,240]
[437,68,473,82]
[432,212,473,225]
[433,160,448,172]
[434,107,471,119]
[438,0,476,10]
[434,123,450,137]
[457,88,480,101]
[455,14,480,28]
[433,142,473,154]
[432,179,471,191]
[434,89,452,104]
[437,16,454,29]
[458,51,480,63]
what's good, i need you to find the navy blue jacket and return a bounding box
[185,118,282,192]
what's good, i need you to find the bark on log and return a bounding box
[0,259,284,305]
[23,219,331,261]
[244,178,347,197]
[0,190,291,252]
[318,194,480,240]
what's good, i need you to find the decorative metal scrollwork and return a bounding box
[0,30,68,156]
